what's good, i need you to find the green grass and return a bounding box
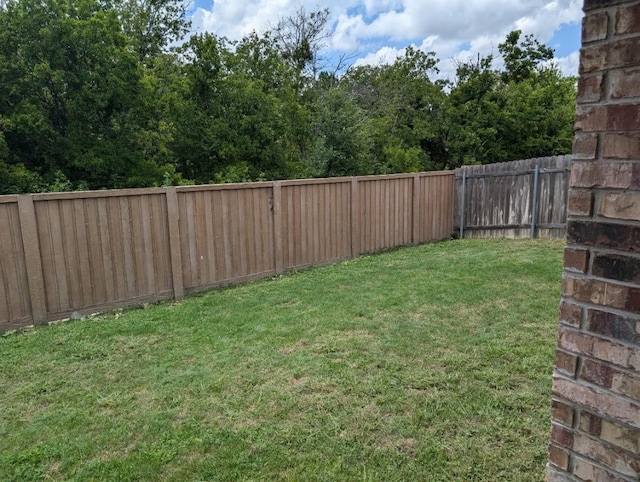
[0,238,564,481]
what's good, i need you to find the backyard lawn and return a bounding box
[1,238,564,481]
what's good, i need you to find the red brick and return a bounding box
[574,456,627,482]
[630,347,640,372]
[575,104,607,131]
[581,37,640,74]
[569,161,593,188]
[592,252,640,285]
[552,376,640,427]
[552,399,575,426]
[563,277,629,309]
[570,161,634,188]
[568,190,593,216]
[581,358,640,400]
[615,3,640,35]
[584,0,628,11]
[545,466,569,482]
[558,326,640,370]
[584,11,609,43]
[555,350,579,376]
[592,336,640,370]
[601,419,640,452]
[573,132,599,159]
[579,411,603,436]
[563,277,640,313]
[551,423,574,448]
[567,220,640,253]
[586,309,640,345]
[548,444,570,470]
[558,326,595,354]
[607,37,640,70]
[578,74,604,104]
[580,44,607,74]
[612,369,640,399]
[602,132,640,159]
[551,1,640,476]
[610,68,640,99]
[567,190,593,216]
[599,192,640,220]
[565,248,590,273]
[573,431,640,477]
[606,103,640,130]
[559,300,583,327]
[626,288,640,314]
[581,358,614,388]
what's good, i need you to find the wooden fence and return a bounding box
[454,155,572,239]
[0,171,455,331]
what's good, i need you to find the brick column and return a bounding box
[547,1,640,480]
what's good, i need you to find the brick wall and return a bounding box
[547,0,640,480]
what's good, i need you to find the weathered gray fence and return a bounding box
[0,171,455,331]
[454,156,572,239]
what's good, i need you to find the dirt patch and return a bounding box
[278,339,309,355]
[379,437,419,458]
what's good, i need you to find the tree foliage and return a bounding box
[271,7,330,83]
[0,1,576,194]
[109,0,191,62]
[499,29,554,83]
[0,0,167,190]
[446,32,575,167]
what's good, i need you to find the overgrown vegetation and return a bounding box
[1,239,564,481]
[0,0,575,193]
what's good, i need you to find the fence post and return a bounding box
[412,174,421,244]
[351,177,361,258]
[530,165,540,239]
[459,170,466,239]
[17,195,47,324]
[165,187,184,300]
[272,181,284,274]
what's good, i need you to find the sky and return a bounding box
[189,0,584,81]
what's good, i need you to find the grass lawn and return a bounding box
[0,238,564,481]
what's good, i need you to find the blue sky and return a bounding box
[189,1,583,80]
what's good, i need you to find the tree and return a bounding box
[343,47,448,173]
[446,32,574,167]
[302,86,371,177]
[498,29,554,83]
[446,54,504,166]
[0,0,173,192]
[172,32,307,183]
[0,2,576,193]
[271,7,331,83]
[107,0,191,62]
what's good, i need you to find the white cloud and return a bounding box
[192,0,303,39]
[353,45,405,67]
[331,13,368,51]
[551,50,581,77]
[191,0,584,78]
[362,0,403,17]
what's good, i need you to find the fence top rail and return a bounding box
[0,170,457,203]
[24,187,168,202]
[0,195,19,204]
[176,181,275,193]
[177,172,454,191]
[456,167,570,180]
[356,171,454,182]
[454,155,572,176]
[278,177,353,187]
